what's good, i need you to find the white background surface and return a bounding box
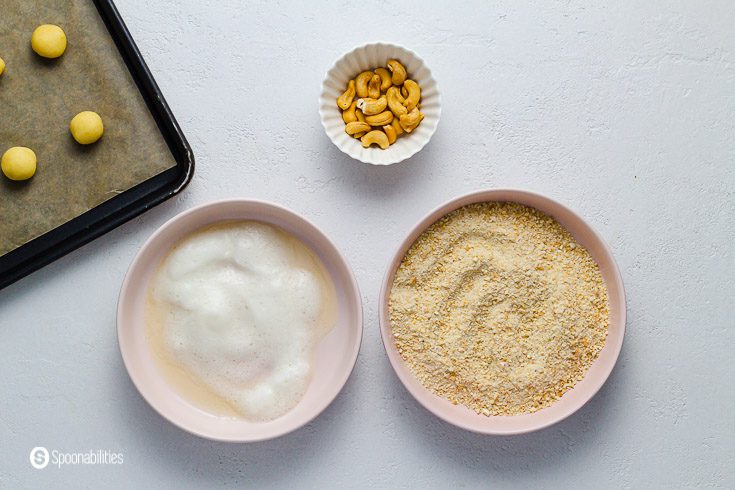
[1,1,734,488]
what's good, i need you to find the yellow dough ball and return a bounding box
[0,57,5,76]
[1,147,37,181]
[70,111,104,145]
[31,24,67,59]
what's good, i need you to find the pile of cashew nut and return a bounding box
[336,59,424,149]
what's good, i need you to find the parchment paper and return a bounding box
[0,0,177,255]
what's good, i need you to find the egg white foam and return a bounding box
[150,222,332,422]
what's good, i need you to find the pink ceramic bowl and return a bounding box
[379,189,626,435]
[118,199,363,442]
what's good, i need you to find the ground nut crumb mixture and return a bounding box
[389,202,609,416]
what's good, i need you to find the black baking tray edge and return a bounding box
[0,0,194,291]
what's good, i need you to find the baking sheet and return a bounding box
[0,0,177,255]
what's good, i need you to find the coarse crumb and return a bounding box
[388,202,609,416]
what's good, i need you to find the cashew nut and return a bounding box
[390,118,404,136]
[387,59,407,85]
[345,121,371,136]
[337,80,356,110]
[361,130,390,149]
[342,101,358,124]
[365,110,394,126]
[367,74,382,99]
[386,87,408,117]
[401,79,421,112]
[383,124,397,144]
[336,60,423,150]
[356,96,387,116]
[399,107,424,133]
[355,71,374,98]
[374,67,392,91]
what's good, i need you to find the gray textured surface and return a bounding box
[1,1,734,488]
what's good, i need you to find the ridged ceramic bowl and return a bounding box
[118,199,363,442]
[319,42,441,165]
[379,189,626,435]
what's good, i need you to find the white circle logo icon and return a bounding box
[30,447,49,469]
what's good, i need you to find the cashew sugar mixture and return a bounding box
[389,202,609,416]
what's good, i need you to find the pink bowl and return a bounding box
[379,189,626,435]
[117,199,363,442]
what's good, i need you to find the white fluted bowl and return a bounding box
[319,42,441,165]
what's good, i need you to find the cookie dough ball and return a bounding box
[31,24,67,59]
[0,57,5,76]
[70,111,104,145]
[1,147,37,181]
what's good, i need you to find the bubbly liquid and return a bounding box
[145,221,338,422]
